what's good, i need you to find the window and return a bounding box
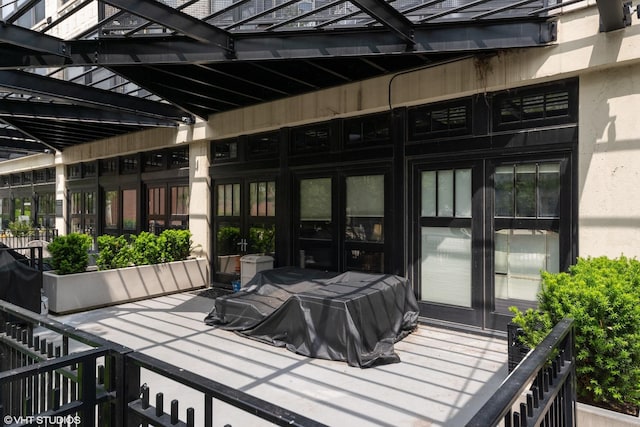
[249,181,275,217]
[247,132,279,159]
[170,185,189,228]
[344,113,390,146]
[493,81,577,130]
[494,162,562,307]
[213,140,238,162]
[100,158,118,175]
[120,155,139,174]
[421,169,472,218]
[122,189,137,231]
[70,190,96,235]
[37,192,55,229]
[291,125,330,153]
[169,147,189,168]
[0,198,10,230]
[217,183,240,217]
[144,151,165,171]
[67,164,82,180]
[104,190,119,229]
[409,101,470,140]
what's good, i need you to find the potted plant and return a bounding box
[510,256,640,422]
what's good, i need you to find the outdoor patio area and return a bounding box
[51,291,509,426]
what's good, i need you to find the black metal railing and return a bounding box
[466,318,576,427]
[0,301,328,427]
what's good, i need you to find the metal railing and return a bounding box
[0,301,328,427]
[466,318,576,427]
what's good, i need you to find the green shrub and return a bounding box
[8,219,32,237]
[130,232,161,265]
[95,229,192,270]
[217,226,240,255]
[95,235,130,270]
[510,256,640,409]
[48,233,93,275]
[157,229,192,262]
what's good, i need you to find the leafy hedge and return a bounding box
[510,256,640,410]
[48,233,93,275]
[96,229,193,270]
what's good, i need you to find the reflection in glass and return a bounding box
[105,190,118,228]
[455,169,472,217]
[494,166,514,217]
[122,189,137,230]
[346,175,384,242]
[495,229,559,303]
[538,163,560,218]
[346,250,383,273]
[421,171,436,217]
[437,170,454,217]
[515,164,536,217]
[300,178,332,239]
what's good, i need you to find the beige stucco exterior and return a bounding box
[3,2,640,261]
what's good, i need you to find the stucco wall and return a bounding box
[578,64,640,258]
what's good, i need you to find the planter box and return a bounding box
[577,403,640,427]
[43,258,209,314]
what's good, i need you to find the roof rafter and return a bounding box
[0,21,70,58]
[101,0,234,55]
[348,0,415,46]
[0,70,191,122]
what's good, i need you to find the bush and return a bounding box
[95,235,130,270]
[510,256,640,410]
[95,229,192,270]
[130,232,161,265]
[48,233,93,275]
[157,229,192,262]
[8,219,32,237]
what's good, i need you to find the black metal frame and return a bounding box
[0,300,329,427]
[466,318,577,427]
[0,0,585,154]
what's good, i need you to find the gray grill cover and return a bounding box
[205,267,419,368]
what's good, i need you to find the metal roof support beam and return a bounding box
[101,0,235,56]
[596,0,632,32]
[0,99,178,127]
[0,70,191,123]
[0,22,69,57]
[51,21,555,66]
[348,0,414,46]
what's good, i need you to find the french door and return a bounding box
[295,170,388,273]
[213,177,276,283]
[413,162,484,326]
[412,157,573,330]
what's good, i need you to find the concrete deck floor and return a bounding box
[52,291,509,427]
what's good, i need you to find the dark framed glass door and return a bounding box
[295,170,388,273]
[412,162,483,327]
[213,177,276,283]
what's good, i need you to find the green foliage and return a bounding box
[249,226,274,254]
[130,232,161,265]
[8,219,32,237]
[510,256,640,408]
[95,235,130,270]
[217,226,240,255]
[95,229,192,270]
[48,233,93,275]
[157,229,192,262]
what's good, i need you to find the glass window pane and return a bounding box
[421,171,436,217]
[346,175,384,242]
[85,192,96,215]
[232,184,240,216]
[300,178,331,221]
[105,190,118,228]
[122,189,137,230]
[494,229,559,303]
[538,163,561,218]
[267,181,276,216]
[171,186,189,215]
[515,164,536,217]
[455,169,472,217]
[421,227,472,307]
[217,185,225,216]
[495,166,514,217]
[437,170,454,217]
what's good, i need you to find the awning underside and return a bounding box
[0,0,587,157]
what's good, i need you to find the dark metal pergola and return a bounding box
[0,0,624,158]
